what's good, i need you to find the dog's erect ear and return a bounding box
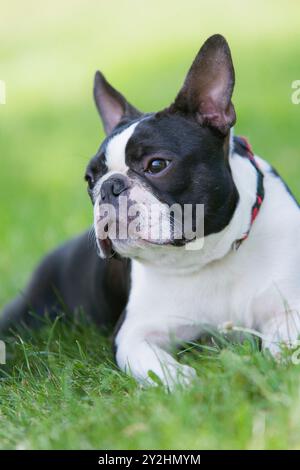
[170,34,236,135]
[94,71,142,135]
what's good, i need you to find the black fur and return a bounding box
[0,232,130,335]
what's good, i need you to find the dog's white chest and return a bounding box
[126,259,249,343]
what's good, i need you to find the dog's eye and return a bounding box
[85,173,94,190]
[146,159,170,174]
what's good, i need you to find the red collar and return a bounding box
[232,136,265,250]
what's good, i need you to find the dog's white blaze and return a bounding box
[105,121,140,173]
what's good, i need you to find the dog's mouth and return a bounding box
[95,218,196,259]
[97,223,115,258]
[97,232,192,259]
[98,236,114,258]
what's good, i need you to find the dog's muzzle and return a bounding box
[95,174,131,258]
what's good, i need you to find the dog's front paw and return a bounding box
[147,363,197,391]
[116,339,197,391]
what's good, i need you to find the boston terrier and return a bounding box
[1,34,300,388]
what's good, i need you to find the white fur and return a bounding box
[105,122,139,172]
[115,139,300,389]
[92,122,138,201]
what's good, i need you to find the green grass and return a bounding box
[1,0,300,449]
[2,321,300,450]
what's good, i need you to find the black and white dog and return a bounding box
[1,34,300,388]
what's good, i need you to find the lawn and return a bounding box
[1,0,300,449]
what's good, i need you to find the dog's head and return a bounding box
[85,34,238,261]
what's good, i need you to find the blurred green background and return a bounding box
[1,0,300,306]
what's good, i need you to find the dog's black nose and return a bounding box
[101,175,129,201]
